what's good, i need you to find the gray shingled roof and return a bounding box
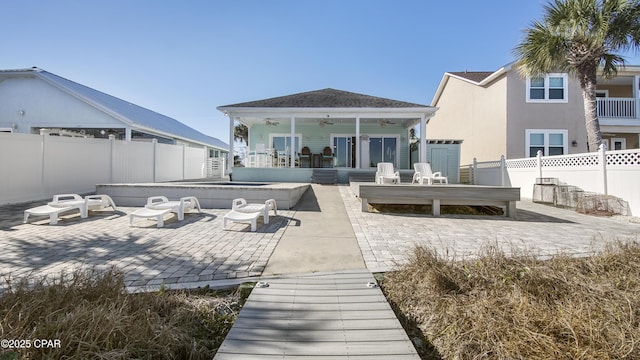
[448,71,495,83]
[11,68,228,150]
[220,88,431,108]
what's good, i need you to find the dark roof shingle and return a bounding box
[220,88,430,108]
[448,71,495,83]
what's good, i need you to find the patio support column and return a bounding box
[125,127,132,141]
[419,114,427,163]
[635,76,640,119]
[228,114,234,175]
[290,116,296,168]
[355,116,361,169]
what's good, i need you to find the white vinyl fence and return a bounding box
[0,133,222,205]
[470,146,640,216]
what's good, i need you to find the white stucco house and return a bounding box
[0,67,228,158]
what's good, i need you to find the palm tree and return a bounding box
[234,123,248,145]
[514,0,640,151]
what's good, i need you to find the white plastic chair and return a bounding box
[49,194,117,217]
[144,195,202,221]
[231,198,277,224]
[277,147,290,168]
[24,193,117,225]
[255,143,268,168]
[375,162,400,184]
[412,162,448,185]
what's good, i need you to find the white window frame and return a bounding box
[611,137,627,150]
[330,133,356,168]
[366,134,401,168]
[0,128,14,133]
[526,73,569,103]
[268,133,302,153]
[525,129,569,157]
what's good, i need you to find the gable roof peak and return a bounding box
[219,87,431,109]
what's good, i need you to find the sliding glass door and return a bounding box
[369,136,398,167]
[333,136,355,168]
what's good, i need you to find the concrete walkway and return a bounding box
[262,184,365,275]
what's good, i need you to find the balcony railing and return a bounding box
[597,97,637,118]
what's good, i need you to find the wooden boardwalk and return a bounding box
[214,270,420,359]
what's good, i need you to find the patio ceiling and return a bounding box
[227,110,429,129]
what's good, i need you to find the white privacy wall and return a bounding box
[112,140,155,183]
[0,133,208,205]
[472,148,640,216]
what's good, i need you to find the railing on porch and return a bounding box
[597,97,637,118]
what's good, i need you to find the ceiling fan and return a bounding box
[379,119,395,127]
[319,119,334,127]
[265,119,279,126]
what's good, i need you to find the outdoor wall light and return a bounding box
[572,140,578,147]
[18,110,25,116]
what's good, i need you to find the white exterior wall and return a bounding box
[0,77,123,133]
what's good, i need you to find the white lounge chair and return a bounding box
[223,210,262,232]
[129,207,173,228]
[144,196,202,221]
[24,203,81,225]
[412,162,448,185]
[375,162,401,184]
[24,193,118,225]
[48,194,117,218]
[231,198,277,224]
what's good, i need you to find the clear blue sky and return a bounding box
[3,0,640,145]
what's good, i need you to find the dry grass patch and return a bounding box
[382,242,640,359]
[0,268,242,359]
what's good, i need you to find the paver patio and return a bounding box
[339,185,640,272]
[1,185,639,291]
[0,201,292,291]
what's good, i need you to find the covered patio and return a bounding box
[218,88,438,179]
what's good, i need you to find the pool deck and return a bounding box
[1,184,639,290]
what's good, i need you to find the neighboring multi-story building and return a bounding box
[428,62,640,164]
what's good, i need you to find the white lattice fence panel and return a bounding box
[607,149,640,166]
[506,158,537,169]
[476,160,502,169]
[541,153,599,167]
